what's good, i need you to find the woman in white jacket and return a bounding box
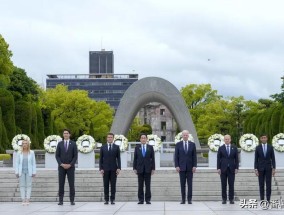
[15,140,36,205]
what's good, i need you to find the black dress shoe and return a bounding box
[137,201,144,204]
[180,201,185,204]
[111,201,115,205]
[71,202,75,205]
[146,201,151,204]
[230,200,234,204]
[58,202,63,205]
[188,200,192,204]
[104,201,109,205]
[222,200,226,204]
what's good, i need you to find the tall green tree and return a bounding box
[8,67,41,101]
[181,84,222,124]
[0,109,9,152]
[0,34,13,88]
[15,101,32,137]
[36,105,45,148]
[40,85,114,141]
[0,89,16,141]
[271,78,284,105]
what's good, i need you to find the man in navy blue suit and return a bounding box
[133,133,155,204]
[99,133,121,205]
[254,134,276,202]
[217,134,239,204]
[56,129,78,205]
[174,130,197,204]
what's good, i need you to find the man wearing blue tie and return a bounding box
[174,130,197,204]
[133,133,155,204]
[254,134,276,202]
[217,135,239,204]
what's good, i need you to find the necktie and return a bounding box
[109,144,111,152]
[142,145,146,157]
[263,144,266,157]
[185,141,188,153]
[226,145,230,156]
[65,141,68,152]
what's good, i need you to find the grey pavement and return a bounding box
[0,201,283,215]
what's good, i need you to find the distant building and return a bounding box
[46,73,138,110]
[89,50,114,74]
[137,102,177,141]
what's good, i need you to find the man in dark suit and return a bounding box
[99,132,121,205]
[174,130,197,204]
[217,134,239,204]
[254,134,276,202]
[133,133,155,204]
[55,128,78,205]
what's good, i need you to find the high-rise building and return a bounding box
[89,50,113,74]
[46,73,138,110]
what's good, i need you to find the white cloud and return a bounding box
[0,0,283,99]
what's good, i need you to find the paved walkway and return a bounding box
[0,201,283,215]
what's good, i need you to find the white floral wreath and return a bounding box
[174,132,194,144]
[272,133,284,152]
[239,133,259,152]
[44,135,62,153]
[147,134,162,152]
[208,134,225,152]
[11,134,31,151]
[114,134,128,152]
[76,135,96,154]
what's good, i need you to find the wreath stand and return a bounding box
[240,150,254,168]
[208,150,217,168]
[121,151,128,168]
[274,150,284,168]
[78,150,95,168]
[45,152,58,168]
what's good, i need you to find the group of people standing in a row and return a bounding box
[14,129,276,206]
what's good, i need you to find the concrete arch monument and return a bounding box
[111,77,200,148]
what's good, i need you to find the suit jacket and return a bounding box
[55,140,78,167]
[133,144,155,174]
[217,144,239,173]
[174,140,197,171]
[99,143,121,171]
[15,150,36,177]
[254,144,276,171]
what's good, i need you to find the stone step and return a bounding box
[1,168,283,202]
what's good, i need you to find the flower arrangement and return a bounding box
[208,134,225,152]
[147,134,162,152]
[44,135,62,153]
[11,134,31,151]
[174,132,194,144]
[114,134,128,152]
[239,133,259,152]
[76,135,96,154]
[272,133,284,152]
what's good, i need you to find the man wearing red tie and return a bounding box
[174,130,197,204]
[254,134,276,202]
[55,129,78,205]
[217,134,239,204]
